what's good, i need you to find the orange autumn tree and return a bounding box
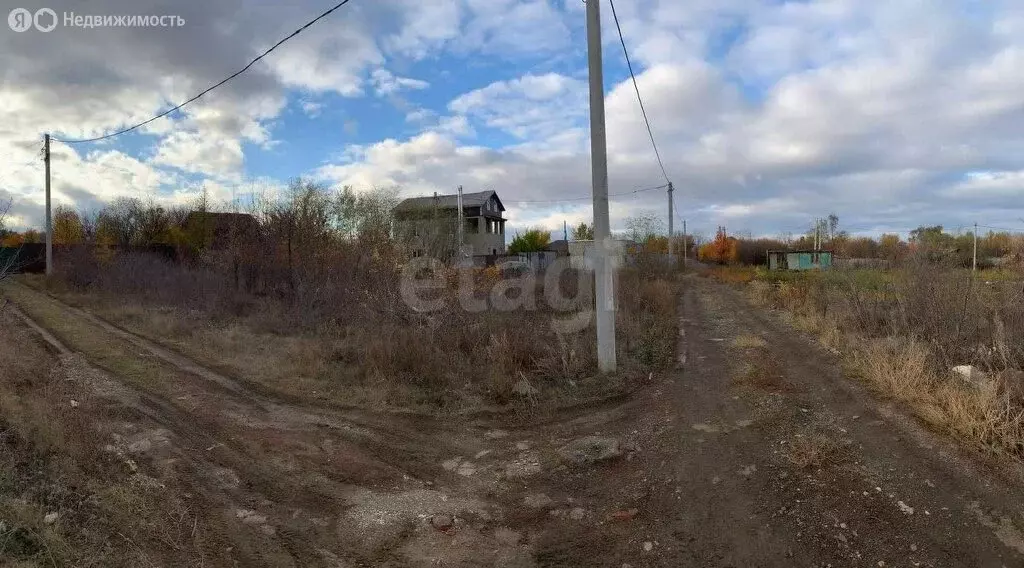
[698,226,738,264]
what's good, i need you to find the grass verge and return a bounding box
[745,268,1024,459]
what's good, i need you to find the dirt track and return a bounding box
[511,276,1024,566]
[5,277,1024,566]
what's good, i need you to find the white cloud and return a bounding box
[3,0,1024,239]
[370,69,430,96]
[457,0,572,57]
[150,131,245,179]
[300,99,324,118]
[450,73,588,141]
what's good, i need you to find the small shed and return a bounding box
[767,250,833,271]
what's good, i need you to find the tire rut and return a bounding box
[3,285,485,566]
[688,276,1024,566]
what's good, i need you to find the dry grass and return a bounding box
[855,336,1024,456]
[21,257,680,415]
[0,308,224,566]
[754,267,1024,459]
[702,266,756,284]
[783,434,842,469]
[732,334,767,349]
[733,350,791,392]
[853,337,935,404]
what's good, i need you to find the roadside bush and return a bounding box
[42,183,680,413]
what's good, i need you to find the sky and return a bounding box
[0,0,1023,241]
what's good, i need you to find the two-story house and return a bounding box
[393,190,507,259]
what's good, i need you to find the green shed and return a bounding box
[767,250,833,271]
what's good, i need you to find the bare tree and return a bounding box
[0,199,16,281]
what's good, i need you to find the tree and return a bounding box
[22,229,41,244]
[96,197,144,247]
[697,226,738,264]
[0,199,13,279]
[909,225,948,248]
[827,213,839,242]
[334,185,399,245]
[624,215,664,245]
[508,228,551,254]
[53,205,84,245]
[571,222,594,241]
[878,233,905,261]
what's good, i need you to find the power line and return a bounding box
[52,0,355,144]
[506,183,669,204]
[978,224,1024,233]
[608,0,669,185]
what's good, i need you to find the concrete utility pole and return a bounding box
[586,0,616,373]
[667,182,674,260]
[973,222,978,272]
[456,185,464,259]
[563,220,568,242]
[44,133,52,276]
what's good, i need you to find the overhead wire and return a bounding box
[506,183,669,204]
[52,0,355,144]
[608,0,669,186]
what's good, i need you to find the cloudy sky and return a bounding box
[1,0,1022,240]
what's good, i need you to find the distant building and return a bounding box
[393,190,506,259]
[767,249,833,271]
[545,239,570,256]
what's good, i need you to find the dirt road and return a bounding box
[5,277,1024,566]
[510,276,1024,566]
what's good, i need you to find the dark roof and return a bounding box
[546,239,569,252]
[395,190,504,213]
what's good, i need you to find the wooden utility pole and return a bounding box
[683,219,687,268]
[44,133,52,276]
[586,0,616,372]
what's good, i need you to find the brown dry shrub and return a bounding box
[746,280,774,307]
[618,271,677,369]
[45,236,680,412]
[783,434,841,469]
[733,350,791,392]
[853,337,935,404]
